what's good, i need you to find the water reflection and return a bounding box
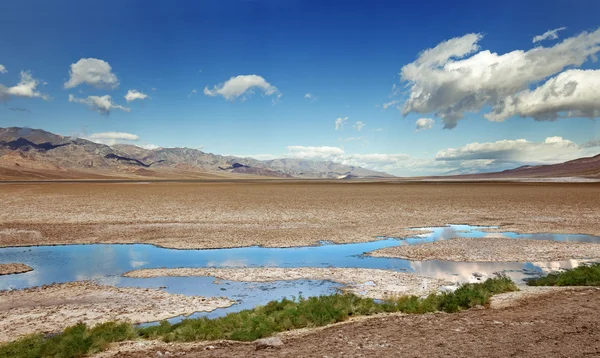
[1,224,599,295]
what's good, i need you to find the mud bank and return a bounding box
[369,237,600,262]
[0,263,33,276]
[123,267,451,299]
[0,281,233,342]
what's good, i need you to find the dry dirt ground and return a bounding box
[0,281,233,343]
[1,181,599,249]
[102,288,600,358]
[0,263,33,276]
[123,267,451,299]
[370,237,600,262]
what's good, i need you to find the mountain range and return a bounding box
[0,127,392,180]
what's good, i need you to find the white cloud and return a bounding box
[139,143,161,150]
[338,136,364,142]
[382,100,400,109]
[88,132,139,141]
[304,93,314,99]
[485,69,600,121]
[68,94,130,115]
[284,146,411,171]
[0,64,6,74]
[124,89,148,103]
[353,121,365,131]
[0,71,49,101]
[415,118,434,131]
[335,117,348,130]
[399,28,600,128]
[287,146,345,161]
[188,89,197,98]
[371,128,385,132]
[64,58,119,89]
[435,136,590,164]
[533,27,567,43]
[204,74,280,102]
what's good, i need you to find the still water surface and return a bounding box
[1,225,598,319]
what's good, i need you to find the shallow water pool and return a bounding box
[1,224,598,319]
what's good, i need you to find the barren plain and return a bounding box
[1,181,599,249]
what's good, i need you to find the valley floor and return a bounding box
[1,181,599,249]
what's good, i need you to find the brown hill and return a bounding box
[0,127,392,180]
[444,154,600,180]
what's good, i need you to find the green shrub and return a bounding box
[0,275,518,358]
[527,263,600,286]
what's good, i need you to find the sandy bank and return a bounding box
[0,263,33,276]
[123,267,451,299]
[369,237,600,262]
[0,281,233,342]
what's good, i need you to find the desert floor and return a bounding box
[1,180,600,357]
[1,180,599,249]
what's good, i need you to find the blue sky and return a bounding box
[1,0,599,175]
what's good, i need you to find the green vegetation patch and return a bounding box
[0,322,136,358]
[527,263,600,286]
[0,275,517,358]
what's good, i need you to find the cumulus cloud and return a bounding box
[533,27,567,43]
[335,117,348,130]
[304,93,315,99]
[287,146,345,161]
[485,69,600,121]
[0,64,6,74]
[68,94,130,115]
[435,136,591,164]
[64,58,119,89]
[353,121,365,131]
[0,71,49,101]
[415,118,434,131]
[124,89,148,103]
[284,145,411,170]
[399,28,600,128]
[204,75,280,102]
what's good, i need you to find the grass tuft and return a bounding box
[527,263,600,286]
[0,275,518,358]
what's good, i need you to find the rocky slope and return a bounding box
[0,127,392,180]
